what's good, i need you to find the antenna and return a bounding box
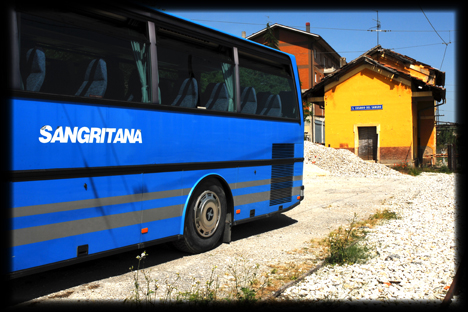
[368,10,390,45]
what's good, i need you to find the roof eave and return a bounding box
[303,56,411,98]
[246,23,320,40]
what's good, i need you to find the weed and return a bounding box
[225,256,263,302]
[124,251,158,306]
[177,266,220,303]
[391,162,453,175]
[369,209,398,223]
[437,165,453,174]
[324,213,369,265]
[391,162,421,176]
[125,253,273,305]
[409,167,421,176]
[322,209,398,266]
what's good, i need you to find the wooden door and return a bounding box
[358,127,377,161]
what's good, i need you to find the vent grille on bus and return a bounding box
[269,144,294,206]
[272,143,295,159]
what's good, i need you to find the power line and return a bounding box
[191,19,368,31]
[295,41,455,55]
[189,18,455,33]
[420,7,450,69]
[420,8,448,45]
[388,42,452,50]
[440,45,448,69]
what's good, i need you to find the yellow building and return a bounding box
[304,45,446,167]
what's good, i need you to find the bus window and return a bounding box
[156,31,236,112]
[238,53,299,119]
[18,11,151,103]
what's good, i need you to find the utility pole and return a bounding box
[368,11,390,45]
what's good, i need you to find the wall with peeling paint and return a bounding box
[324,66,418,165]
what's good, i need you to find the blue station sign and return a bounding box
[351,105,383,111]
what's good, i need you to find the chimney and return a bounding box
[242,31,246,38]
[306,22,310,33]
[340,57,347,68]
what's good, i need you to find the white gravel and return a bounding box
[279,172,461,307]
[304,141,403,177]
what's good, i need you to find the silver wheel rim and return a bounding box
[193,191,221,238]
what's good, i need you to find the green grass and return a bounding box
[391,162,454,176]
[322,210,399,266]
[324,213,369,265]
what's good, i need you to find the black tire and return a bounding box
[173,179,227,254]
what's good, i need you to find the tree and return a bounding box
[263,23,279,50]
[437,125,458,150]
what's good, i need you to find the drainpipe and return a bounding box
[311,102,315,143]
[417,99,446,167]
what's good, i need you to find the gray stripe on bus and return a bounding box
[12,188,191,218]
[229,179,270,190]
[12,175,302,218]
[292,186,302,195]
[233,186,302,206]
[229,175,302,190]
[12,204,184,247]
[11,185,303,247]
[234,191,270,206]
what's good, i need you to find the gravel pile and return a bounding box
[304,141,403,177]
[279,172,461,308]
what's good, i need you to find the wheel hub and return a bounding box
[194,191,221,238]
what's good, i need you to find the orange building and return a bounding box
[246,23,342,143]
[303,45,446,167]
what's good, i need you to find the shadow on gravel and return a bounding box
[230,213,298,242]
[7,214,297,307]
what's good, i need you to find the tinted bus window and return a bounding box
[157,31,236,112]
[238,53,299,119]
[18,12,151,102]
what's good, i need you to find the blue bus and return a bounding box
[7,2,304,278]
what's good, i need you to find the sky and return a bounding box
[163,8,458,124]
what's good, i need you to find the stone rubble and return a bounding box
[304,141,403,177]
[279,172,461,308]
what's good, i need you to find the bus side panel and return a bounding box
[10,174,141,272]
[11,223,143,272]
[12,98,303,171]
[10,172,188,273]
[10,98,303,273]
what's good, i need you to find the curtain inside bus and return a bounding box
[221,63,235,112]
[130,41,149,103]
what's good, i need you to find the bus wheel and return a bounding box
[174,179,227,253]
